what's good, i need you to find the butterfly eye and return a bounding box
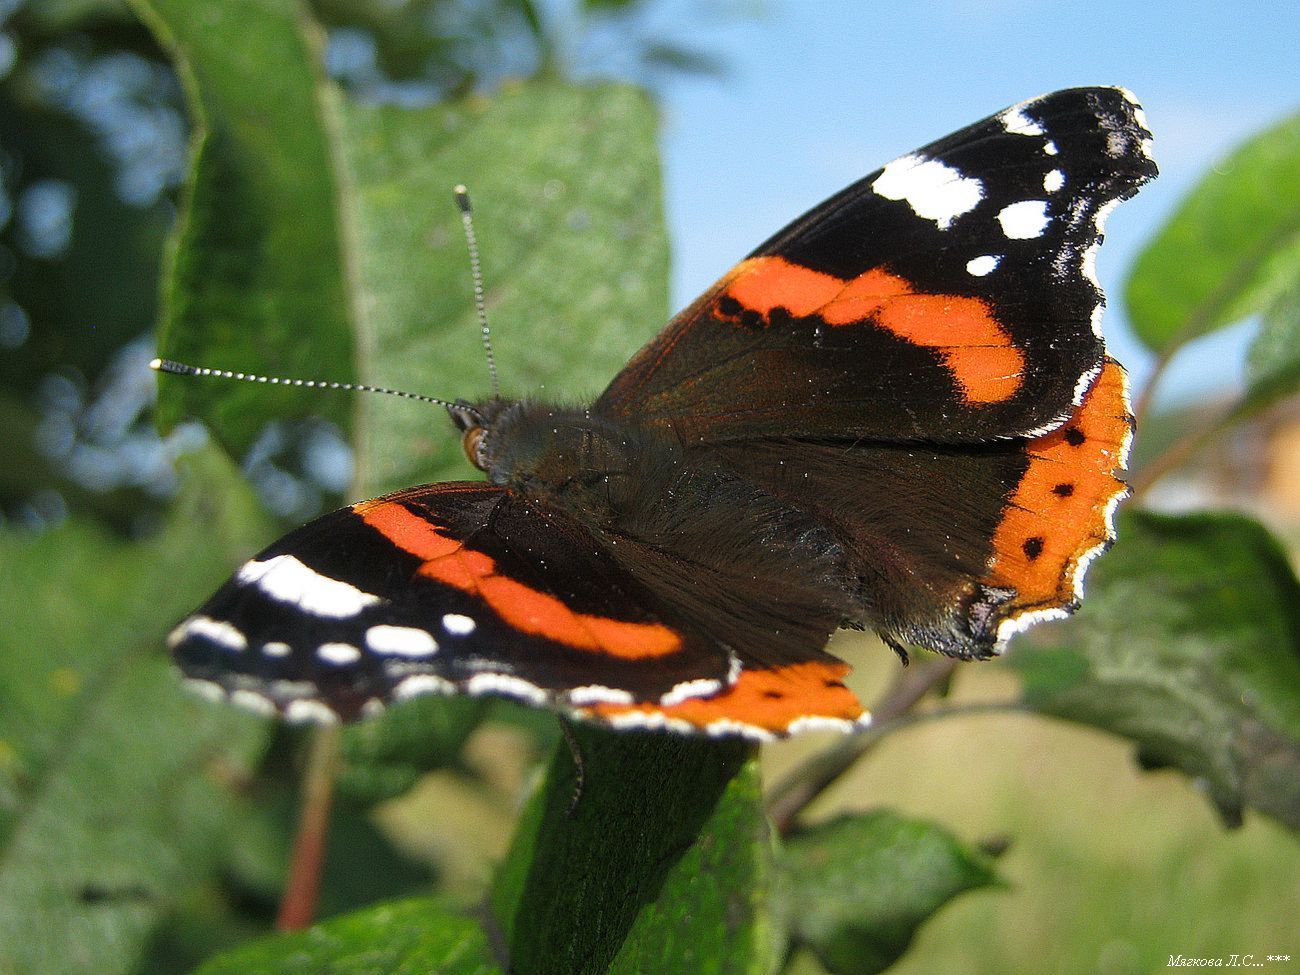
[462,427,488,471]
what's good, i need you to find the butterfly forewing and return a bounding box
[597,87,1155,444]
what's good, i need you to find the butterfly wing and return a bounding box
[170,481,866,734]
[598,87,1153,658]
[597,87,1156,444]
[710,358,1132,657]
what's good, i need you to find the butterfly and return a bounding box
[159,86,1156,739]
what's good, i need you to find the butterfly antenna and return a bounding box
[149,357,477,417]
[454,185,499,398]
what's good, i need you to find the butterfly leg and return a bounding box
[883,634,911,667]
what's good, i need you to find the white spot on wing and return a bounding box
[1043,169,1064,193]
[263,641,291,658]
[997,200,1050,239]
[872,154,983,229]
[230,689,277,716]
[966,254,1000,277]
[284,699,340,724]
[237,554,382,618]
[600,710,696,735]
[567,685,635,706]
[318,642,362,665]
[660,677,723,707]
[1000,107,1044,136]
[1071,362,1104,408]
[785,715,860,735]
[441,613,476,635]
[366,625,438,657]
[466,673,548,705]
[393,674,454,700]
[1043,140,1059,155]
[704,719,775,742]
[173,616,247,651]
[995,606,1070,646]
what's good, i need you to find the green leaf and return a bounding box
[140,0,668,485]
[134,0,356,453]
[336,696,487,805]
[775,811,1001,975]
[609,762,777,975]
[1012,510,1300,829]
[1125,110,1300,354]
[490,726,754,975]
[191,897,501,975]
[0,447,274,975]
[1240,280,1300,417]
[333,83,668,496]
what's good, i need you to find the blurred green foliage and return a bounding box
[0,1,1297,973]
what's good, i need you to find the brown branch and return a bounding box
[276,723,341,931]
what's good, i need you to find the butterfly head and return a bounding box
[447,398,508,474]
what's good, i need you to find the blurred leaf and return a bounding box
[1237,280,1300,418]
[1012,511,1300,829]
[336,696,486,804]
[0,446,275,975]
[192,897,500,975]
[609,762,777,974]
[640,41,727,77]
[141,0,668,476]
[0,79,172,394]
[334,82,668,497]
[135,0,356,454]
[775,811,1001,975]
[308,0,457,83]
[490,727,753,975]
[1125,110,1300,354]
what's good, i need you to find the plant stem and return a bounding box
[276,723,341,931]
[1128,419,1223,502]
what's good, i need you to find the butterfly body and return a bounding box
[165,87,1155,738]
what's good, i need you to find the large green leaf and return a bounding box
[1125,110,1300,354]
[774,811,1001,975]
[333,83,668,495]
[135,0,356,453]
[142,0,668,484]
[191,897,501,975]
[490,726,754,975]
[1011,511,1300,829]
[609,762,777,975]
[0,448,274,975]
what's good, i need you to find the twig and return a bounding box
[1128,419,1222,502]
[277,723,341,931]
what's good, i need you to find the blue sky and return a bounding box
[642,0,1298,408]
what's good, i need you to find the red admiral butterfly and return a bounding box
[158,87,1156,739]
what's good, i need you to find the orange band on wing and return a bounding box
[986,360,1131,605]
[715,256,1024,403]
[581,660,864,735]
[356,502,682,659]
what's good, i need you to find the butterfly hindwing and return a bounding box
[709,358,1132,657]
[598,87,1155,444]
